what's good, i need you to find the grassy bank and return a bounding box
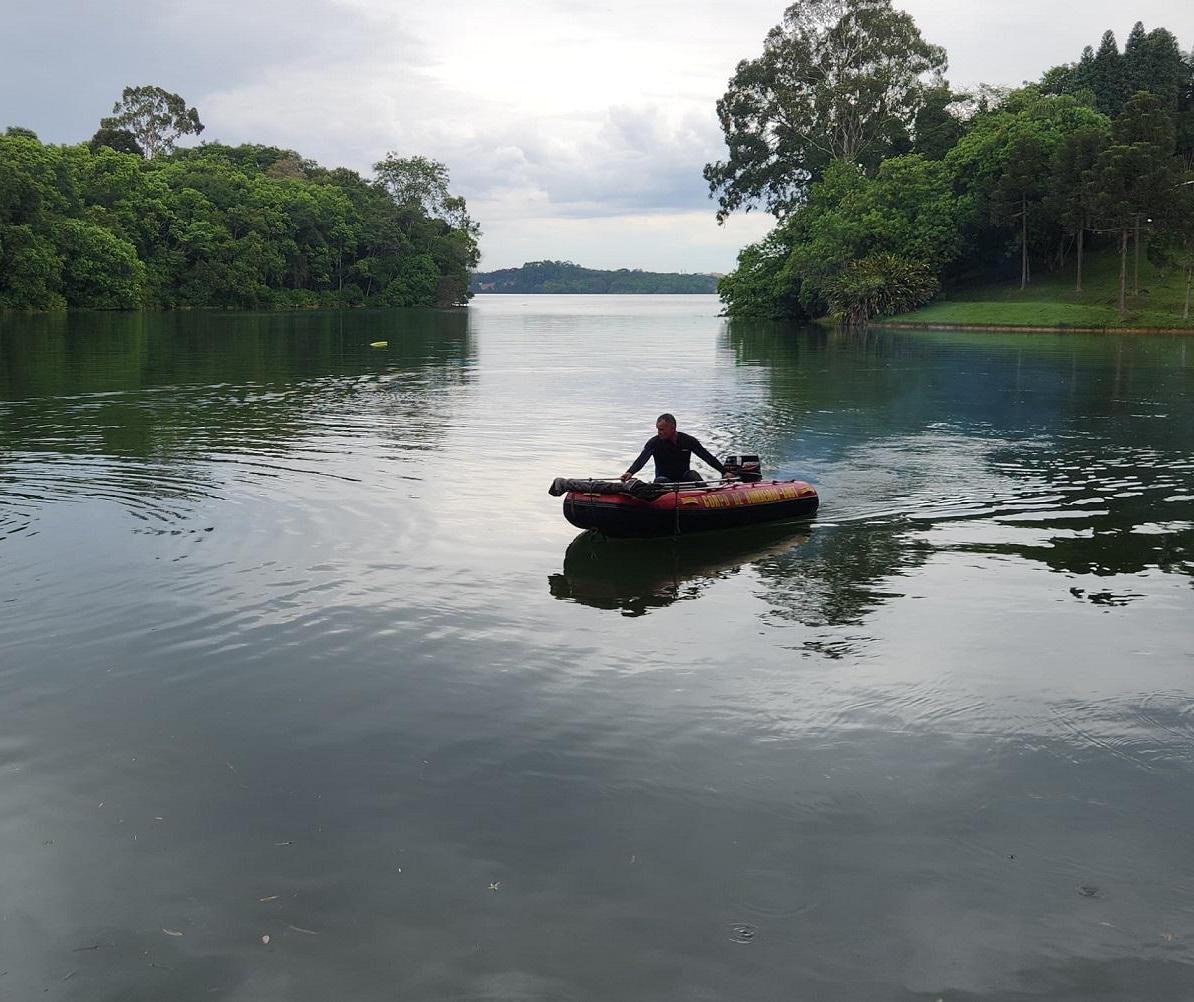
[885,249,1193,330]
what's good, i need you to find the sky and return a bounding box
[3,1,1192,272]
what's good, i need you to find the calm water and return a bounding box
[1,297,1193,1001]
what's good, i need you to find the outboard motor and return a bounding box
[724,454,763,482]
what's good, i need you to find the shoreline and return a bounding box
[878,320,1194,334]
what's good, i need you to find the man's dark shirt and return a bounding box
[627,432,725,481]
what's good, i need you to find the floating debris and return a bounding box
[162,928,184,937]
[729,923,757,944]
[369,341,389,348]
[286,924,318,936]
[261,935,270,945]
[258,895,279,903]
[488,882,501,892]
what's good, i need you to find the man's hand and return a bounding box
[619,472,633,482]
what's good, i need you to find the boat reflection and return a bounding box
[548,524,811,617]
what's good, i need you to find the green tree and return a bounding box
[992,132,1050,289]
[100,86,204,159]
[1089,140,1176,315]
[1179,48,1194,166]
[945,88,1109,283]
[56,219,145,308]
[1150,175,1194,319]
[703,0,947,221]
[716,225,807,319]
[1113,90,1178,293]
[1091,30,1126,115]
[373,154,475,232]
[911,84,965,159]
[0,224,64,309]
[89,125,144,157]
[1048,123,1109,291]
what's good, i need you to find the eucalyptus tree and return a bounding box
[703,0,947,222]
[99,86,204,159]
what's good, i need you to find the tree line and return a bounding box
[1,86,480,310]
[471,260,719,294]
[708,3,1194,324]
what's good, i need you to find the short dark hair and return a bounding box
[656,413,676,426]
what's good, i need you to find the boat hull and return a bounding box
[561,480,818,538]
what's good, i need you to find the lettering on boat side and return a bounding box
[698,484,803,509]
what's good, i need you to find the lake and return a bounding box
[1,296,1192,1001]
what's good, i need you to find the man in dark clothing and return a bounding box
[620,413,726,484]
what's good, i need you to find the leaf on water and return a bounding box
[258,895,279,902]
[369,341,389,348]
[286,924,318,936]
[273,841,293,846]
[162,928,184,937]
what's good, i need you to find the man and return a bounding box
[620,413,726,484]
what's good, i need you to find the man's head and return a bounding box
[656,413,677,441]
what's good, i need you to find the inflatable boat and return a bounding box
[548,475,818,538]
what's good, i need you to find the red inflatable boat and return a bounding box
[548,476,819,538]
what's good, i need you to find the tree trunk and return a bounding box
[1185,265,1191,322]
[1075,226,1084,293]
[1133,213,1141,295]
[1020,195,1028,290]
[1118,228,1128,317]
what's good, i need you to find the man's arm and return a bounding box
[689,437,726,475]
[621,439,655,481]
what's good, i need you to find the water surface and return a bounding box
[1,298,1192,1000]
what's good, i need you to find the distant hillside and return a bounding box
[470,260,719,294]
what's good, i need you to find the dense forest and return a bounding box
[470,261,718,294]
[0,87,480,311]
[709,4,1194,323]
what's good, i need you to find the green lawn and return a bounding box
[885,249,1193,329]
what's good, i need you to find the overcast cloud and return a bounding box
[4,1,1192,271]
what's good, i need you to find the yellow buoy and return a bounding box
[369,341,389,348]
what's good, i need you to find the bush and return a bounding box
[825,253,939,326]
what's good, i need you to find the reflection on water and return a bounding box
[1,298,1193,1000]
[549,524,810,617]
[0,309,472,538]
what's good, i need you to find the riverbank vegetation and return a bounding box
[883,248,1194,328]
[1,87,480,311]
[470,261,718,294]
[710,2,1194,327]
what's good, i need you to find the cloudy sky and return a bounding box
[4,1,1192,272]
